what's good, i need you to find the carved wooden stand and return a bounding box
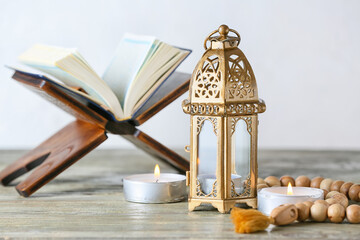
[0,71,190,197]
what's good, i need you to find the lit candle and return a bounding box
[154,164,160,182]
[198,174,242,195]
[258,183,324,215]
[123,165,187,203]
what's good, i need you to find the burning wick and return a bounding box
[287,182,293,195]
[154,164,160,183]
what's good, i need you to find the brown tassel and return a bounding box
[230,207,271,233]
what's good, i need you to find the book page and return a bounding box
[132,71,191,123]
[19,44,124,119]
[102,33,156,107]
[130,51,189,115]
[123,42,188,116]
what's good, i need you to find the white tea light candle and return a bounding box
[258,184,324,215]
[198,174,242,195]
[123,164,187,203]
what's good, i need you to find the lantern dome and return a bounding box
[183,25,266,116]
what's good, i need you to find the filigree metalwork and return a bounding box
[225,100,266,115]
[184,25,265,212]
[230,117,252,136]
[196,117,205,135]
[196,117,218,135]
[226,54,255,101]
[192,103,220,115]
[194,56,221,99]
[231,175,251,198]
[183,102,265,116]
[183,99,265,116]
[196,179,217,197]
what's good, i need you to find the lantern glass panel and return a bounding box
[231,118,251,195]
[198,119,217,196]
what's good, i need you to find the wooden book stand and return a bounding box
[0,70,190,197]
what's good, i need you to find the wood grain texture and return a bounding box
[133,73,190,125]
[123,130,190,173]
[12,71,136,135]
[1,71,189,196]
[0,149,359,239]
[0,120,107,197]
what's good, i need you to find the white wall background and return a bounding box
[1,0,360,150]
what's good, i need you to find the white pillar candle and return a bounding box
[258,187,324,215]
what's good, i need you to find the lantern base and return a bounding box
[188,198,257,213]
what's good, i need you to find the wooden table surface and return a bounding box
[0,149,359,239]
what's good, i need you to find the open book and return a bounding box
[18,33,191,120]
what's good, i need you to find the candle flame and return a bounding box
[287,182,293,195]
[154,164,160,182]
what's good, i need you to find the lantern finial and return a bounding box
[218,25,230,40]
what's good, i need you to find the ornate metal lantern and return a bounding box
[182,25,266,213]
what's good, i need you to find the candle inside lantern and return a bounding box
[123,165,187,203]
[258,183,324,215]
[198,174,243,195]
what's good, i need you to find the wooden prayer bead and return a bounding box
[330,180,344,192]
[327,204,345,223]
[346,205,360,224]
[326,198,338,206]
[295,176,311,187]
[295,203,310,222]
[314,199,330,208]
[264,176,280,187]
[348,184,360,201]
[340,182,353,198]
[319,178,333,192]
[257,184,268,190]
[257,178,267,185]
[325,191,339,199]
[270,204,298,226]
[331,193,348,208]
[311,202,328,222]
[310,177,324,188]
[302,201,314,208]
[280,175,295,187]
[322,189,329,198]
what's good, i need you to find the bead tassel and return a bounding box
[230,208,271,233]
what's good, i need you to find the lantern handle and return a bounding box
[204,25,241,50]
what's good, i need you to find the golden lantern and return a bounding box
[182,25,266,213]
